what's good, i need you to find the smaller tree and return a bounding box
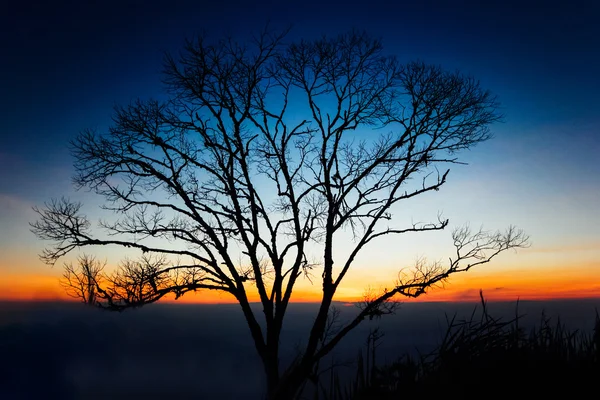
[60,254,105,306]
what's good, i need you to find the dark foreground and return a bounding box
[0,299,598,399]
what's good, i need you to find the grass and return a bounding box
[319,292,600,399]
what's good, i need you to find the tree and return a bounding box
[31,29,529,399]
[60,254,105,305]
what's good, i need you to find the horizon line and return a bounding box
[2,295,599,305]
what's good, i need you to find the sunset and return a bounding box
[1,0,599,398]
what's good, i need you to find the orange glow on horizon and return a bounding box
[1,264,599,304]
[0,273,69,302]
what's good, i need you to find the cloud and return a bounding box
[0,151,24,165]
[0,193,37,238]
[0,194,41,263]
[0,192,35,212]
[523,242,600,255]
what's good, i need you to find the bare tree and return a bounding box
[61,254,105,305]
[31,29,529,399]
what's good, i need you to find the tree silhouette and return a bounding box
[31,29,529,399]
[60,254,105,305]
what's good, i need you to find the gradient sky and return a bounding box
[1,0,599,302]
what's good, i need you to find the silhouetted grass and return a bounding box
[322,292,600,399]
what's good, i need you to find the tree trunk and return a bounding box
[266,364,310,400]
[264,356,280,400]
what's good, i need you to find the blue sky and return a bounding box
[1,0,598,300]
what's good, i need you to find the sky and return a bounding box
[0,0,599,303]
